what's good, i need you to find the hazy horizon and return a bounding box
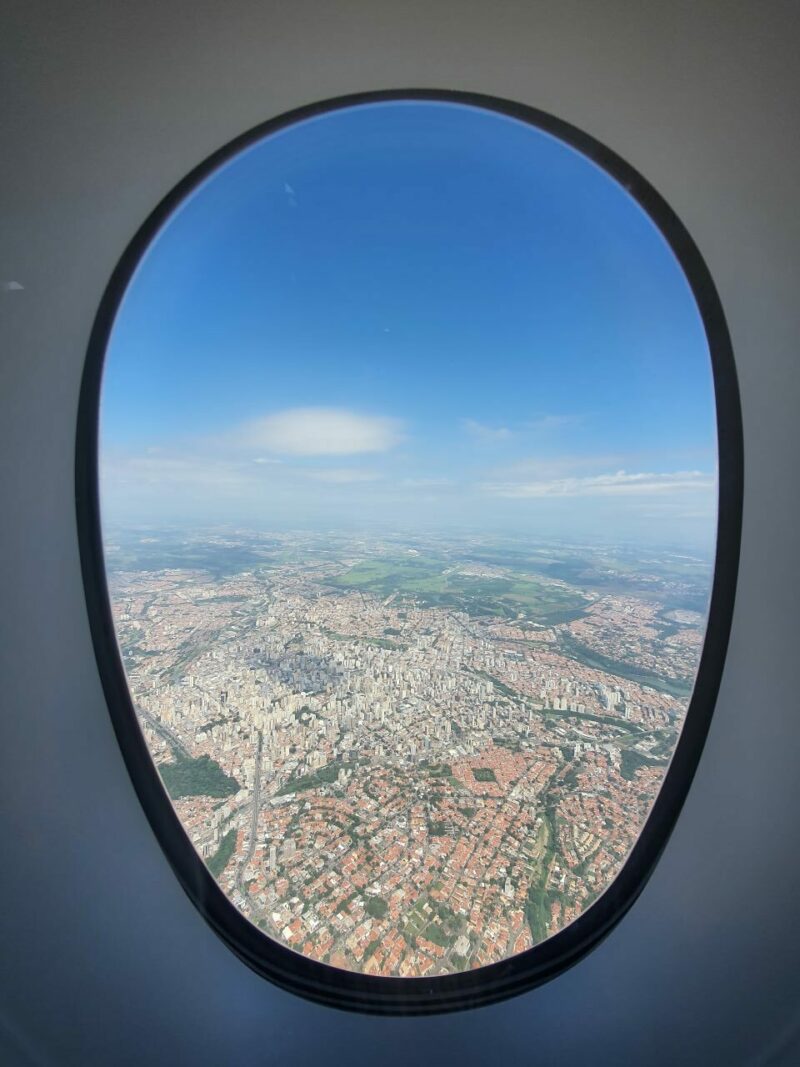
[102,520,718,559]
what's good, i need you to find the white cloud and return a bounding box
[481,469,716,499]
[463,419,512,442]
[303,468,383,484]
[235,408,403,456]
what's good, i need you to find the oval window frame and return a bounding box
[75,88,743,1015]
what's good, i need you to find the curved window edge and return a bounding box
[74,87,743,1016]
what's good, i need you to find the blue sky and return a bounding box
[101,99,717,546]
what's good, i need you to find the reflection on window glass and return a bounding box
[100,100,717,977]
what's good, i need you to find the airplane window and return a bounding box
[78,91,741,1012]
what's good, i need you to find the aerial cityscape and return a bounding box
[100,97,718,977]
[107,526,710,975]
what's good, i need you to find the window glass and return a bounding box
[100,100,717,977]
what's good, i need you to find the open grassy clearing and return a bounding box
[330,556,587,624]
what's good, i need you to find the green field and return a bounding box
[620,749,669,780]
[330,556,587,624]
[403,896,461,950]
[207,828,237,877]
[540,706,645,734]
[427,819,450,837]
[325,631,407,651]
[472,767,498,783]
[558,634,693,698]
[106,533,279,576]
[275,761,347,796]
[525,815,556,944]
[424,762,453,778]
[159,753,240,800]
[365,896,388,919]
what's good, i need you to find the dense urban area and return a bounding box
[107,528,710,977]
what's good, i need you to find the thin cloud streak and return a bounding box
[481,469,716,499]
[526,414,583,431]
[463,414,582,443]
[462,419,513,442]
[303,468,383,484]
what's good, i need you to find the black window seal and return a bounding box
[74,88,743,1016]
